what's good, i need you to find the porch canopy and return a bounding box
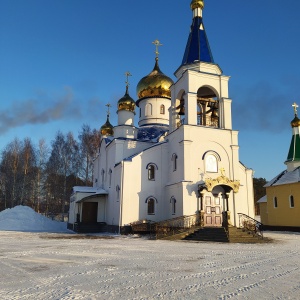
[72,186,108,203]
[198,174,240,194]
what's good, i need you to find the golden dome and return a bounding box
[136,58,174,100]
[191,0,204,10]
[118,86,136,113]
[100,115,114,136]
[291,115,300,128]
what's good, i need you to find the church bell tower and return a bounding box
[170,0,233,133]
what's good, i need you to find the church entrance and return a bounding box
[203,195,222,227]
[82,202,98,223]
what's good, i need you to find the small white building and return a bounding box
[68,0,255,233]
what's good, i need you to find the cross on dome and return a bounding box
[125,71,132,88]
[152,39,162,58]
[292,102,298,115]
[105,103,111,116]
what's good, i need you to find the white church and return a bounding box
[68,0,255,234]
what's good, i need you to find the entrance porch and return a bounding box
[68,186,108,233]
[198,173,240,228]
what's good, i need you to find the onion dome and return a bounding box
[117,86,136,112]
[291,103,300,127]
[291,115,300,128]
[100,115,114,136]
[136,57,174,100]
[191,0,204,10]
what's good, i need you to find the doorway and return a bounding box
[204,195,222,227]
[82,202,98,223]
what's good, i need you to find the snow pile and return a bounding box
[0,205,69,233]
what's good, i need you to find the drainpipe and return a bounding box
[232,192,236,227]
[119,161,124,235]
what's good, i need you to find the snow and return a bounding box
[72,186,108,195]
[0,206,69,233]
[265,167,300,187]
[257,195,267,203]
[0,206,300,299]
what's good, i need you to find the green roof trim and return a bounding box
[287,134,300,161]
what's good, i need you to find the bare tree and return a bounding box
[78,124,101,185]
[0,138,23,208]
[20,138,36,206]
[36,139,49,212]
[46,131,80,216]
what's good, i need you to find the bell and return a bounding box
[178,105,185,115]
[176,99,185,116]
[211,108,218,119]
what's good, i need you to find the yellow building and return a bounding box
[259,103,300,230]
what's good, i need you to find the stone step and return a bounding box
[227,227,264,243]
[182,226,267,243]
[184,227,229,243]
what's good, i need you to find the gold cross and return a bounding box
[125,71,132,87]
[105,103,111,116]
[152,39,163,58]
[292,102,298,115]
[220,167,226,177]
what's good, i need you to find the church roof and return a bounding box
[257,195,267,203]
[181,16,214,65]
[72,186,108,194]
[265,167,300,187]
[137,125,168,142]
[286,134,300,162]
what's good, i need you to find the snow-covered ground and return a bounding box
[0,206,300,299]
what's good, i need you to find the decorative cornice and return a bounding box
[204,175,240,193]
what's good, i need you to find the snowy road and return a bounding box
[0,231,300,300]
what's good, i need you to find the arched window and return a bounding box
[170,197,176,215]
[160,104,165,114]
[145,103,152,116]
[146,197,156,215]
[101,169,105,187]
[172,153,178,171]
[290,195,294,208]
[148,165,155,180]
[109,169,112,187]
[146,163,158,180]
[116,185,120,201]
[274,196,278,208]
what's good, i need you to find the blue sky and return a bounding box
[0,0,300,180]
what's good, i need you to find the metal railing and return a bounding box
[153,214,200,240]
[238,213,264,239]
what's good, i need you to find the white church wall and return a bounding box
[94,140,109,188]
[121,143,168,224]
[120,160,142,225]
[167,126,185,185]
[138,97,171,126]
[118,110,134,125]
[69,201,76,224]
[165,183,184,218]
[182,182,199,216]
[108,163,122,226]
[114,126,137,139]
